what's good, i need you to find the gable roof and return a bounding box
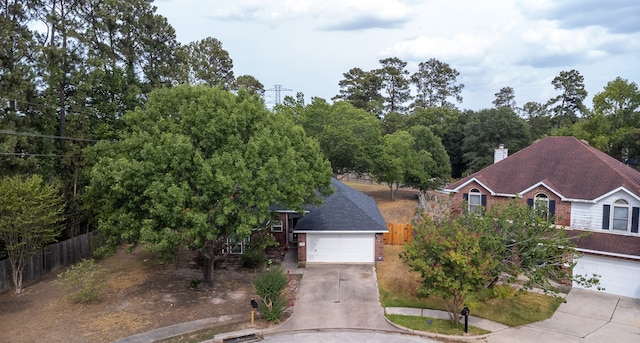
[294,178,388,233]
[445,136,640,201]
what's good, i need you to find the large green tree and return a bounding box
[404,125,451,195]
[333,67,384,117]
[405,200,599,325]
[403,216,497,324]
[182,37,234,89]
[282,98,383,175]
[85,86,332,286]
[460,201,598,293]
[462,107,532,173]
[374,130,415,201]
[547,69,588,128]
[592,77,640,164]
[492,86,517,111]
[411,58,464,109]
[522,101,552,140]
[375,57,412,114]
[0,174,65,294]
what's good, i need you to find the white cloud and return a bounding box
[208,0,410,30]
[382,33,495,63]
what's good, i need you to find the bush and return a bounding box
[254,267,288,322]
[242,248,266,268]
[54,259,106,304]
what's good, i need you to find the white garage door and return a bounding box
[573,254,640,299]
[306,233,374,263]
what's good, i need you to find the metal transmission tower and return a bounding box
[265,84,292,105]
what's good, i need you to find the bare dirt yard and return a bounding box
[0,182,418,343]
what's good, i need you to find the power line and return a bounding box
[0,152,82,158]
[0,130,99,142]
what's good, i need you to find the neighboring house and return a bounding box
[443,136,640,299]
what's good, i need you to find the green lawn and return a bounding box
[377,246,563,328]
[386,314,490,336]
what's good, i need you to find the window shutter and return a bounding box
[481,195,487,206]
[527,198,533,207]
[632,207,639,233]
[463,193,468,201]
[602,205,610,230]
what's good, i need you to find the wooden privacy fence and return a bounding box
[384,223,413,245]
[0,231,97,293]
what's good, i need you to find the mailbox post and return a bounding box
[250,299,259,326]
[461,306,470,333]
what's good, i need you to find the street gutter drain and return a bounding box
[223,333,260,342]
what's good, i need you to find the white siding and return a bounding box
[570,190,640,231]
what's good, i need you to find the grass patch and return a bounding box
[386,314,490,336]
[472,292,563,326]
[378,245,563,327]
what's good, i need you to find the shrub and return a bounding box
[54,259,106,304]
[254,267,288,322]
[242,248,266,268]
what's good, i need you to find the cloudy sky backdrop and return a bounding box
[155,0,640,110]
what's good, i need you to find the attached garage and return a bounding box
[573,254,640,299]
[294,179,388,264]
[306,233,375,263]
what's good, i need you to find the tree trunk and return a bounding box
[10,258,24,294]
[445,291,465,325]
[202,255,215,288]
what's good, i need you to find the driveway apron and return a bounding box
[273,264,400,332]
[486,288,640,343]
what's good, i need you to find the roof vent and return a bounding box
[494,144,508,164]
[580,139,590,146]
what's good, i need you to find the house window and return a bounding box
[271,220,283,232]
[469,188,482,213]
[224,236,250,254]
[534,193,549,219]
[612,199,630,231]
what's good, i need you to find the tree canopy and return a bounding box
[404,200,600,325]
[462,107,532,173]
[85,85,332,286]
[279,98,383,175]
[0,175,65,294]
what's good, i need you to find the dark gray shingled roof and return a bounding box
[293,178,388,233]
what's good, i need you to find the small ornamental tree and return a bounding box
[402,217,498,324]
[0,175,65,294]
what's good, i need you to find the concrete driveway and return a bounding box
[272,264,400,332]
[486,288,640,342]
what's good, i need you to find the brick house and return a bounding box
[443,136,640,298]
[269,178,387,263]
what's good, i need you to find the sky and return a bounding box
[154,0,640,111]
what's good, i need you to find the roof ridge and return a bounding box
[579,137,640,188]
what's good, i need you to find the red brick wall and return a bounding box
[520,186,571,226]
[271,212,287,247]
[297,233,307,262]
[451,182,571,226]
[375,233,385,262]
